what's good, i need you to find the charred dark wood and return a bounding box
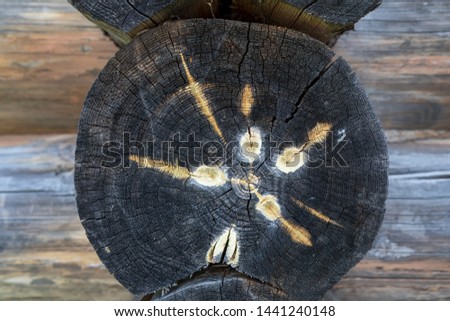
[74,19,388,300]
[68,0,381,46]
[150,265,289,301]
[68,0,217,46]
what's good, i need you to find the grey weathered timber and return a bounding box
[0,135,133,301]
[0,134,449,300]
[68,0,381,45]
[334,0,450,130]
[74,19,388,300]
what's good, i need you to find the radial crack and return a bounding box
[285,56,338,123]
[276,122,332,174]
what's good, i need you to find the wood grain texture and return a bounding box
[0,135,132,300]
[0,0,117,135]
[1,134,449,300]
[0,0,449,134]
[69,0,381,46]
[74,19,388,300]
[231,0,381,45]
[153,266,289,301]
[68,0,216,46]
[334,0,450,130]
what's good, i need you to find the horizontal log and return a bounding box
[334,0,450,130]
[0,0,116,135]
[0,0,449,134]
[0,134,449,300]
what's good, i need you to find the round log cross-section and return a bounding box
[75,19,389,300]
[69,0,381,46]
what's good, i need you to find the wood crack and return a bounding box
[126,0,159,26]
[285,56,338,123]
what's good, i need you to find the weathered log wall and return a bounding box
[0,0,116,135]
[0,0,449,300]
[334,0,450,130]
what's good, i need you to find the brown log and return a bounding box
[0,0,117,135]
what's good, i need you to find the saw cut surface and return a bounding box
[75,19,388,300]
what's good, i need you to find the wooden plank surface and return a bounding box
[0,134,449,300]
[0,0,116,135]
[334,0,450,130]
[0,0,449,134]
[0,136,132,300]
